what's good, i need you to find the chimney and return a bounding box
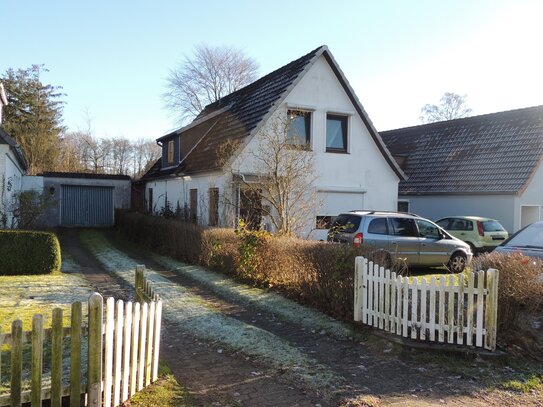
[0,83,7,125]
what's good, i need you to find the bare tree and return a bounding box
[222,113,318,236]
[420,92,472,123]
[132,138,160,177]
[164,44,259,123]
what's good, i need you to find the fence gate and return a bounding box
[354,257,499,350]
[61,185,114,227]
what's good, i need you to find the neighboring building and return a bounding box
[0,127,28,227]
[28,172,131,227]
[0,84,28,227]
[381,105,543,233]
[140,45,405,239]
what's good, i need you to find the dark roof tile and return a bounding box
[381,105,543,195]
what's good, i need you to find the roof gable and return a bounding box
[380,105,543,195]
[0,126,28,171]
[143,46,404,180]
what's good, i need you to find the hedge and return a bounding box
[0,230,62,275]
[115,211,367,321]
[116,211,543,351]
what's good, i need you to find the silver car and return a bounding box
[327,210,473,272]
[494,221,543,259]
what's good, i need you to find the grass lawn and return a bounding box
[126,364,195,407]
[0,251,93,331]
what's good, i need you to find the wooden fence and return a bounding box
[354,257,499,350]
[0,266,162,407]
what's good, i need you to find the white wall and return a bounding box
[146,54,400,239]
[403,194,516,233]
[516,160,543,230]
[145,172,233,226]
[0,145,25,227]
[235,55,399,239]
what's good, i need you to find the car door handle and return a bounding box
[460,233,466,235]
[391,242,398,245]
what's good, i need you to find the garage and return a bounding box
[61,185,114,226]
[22,172,132,228]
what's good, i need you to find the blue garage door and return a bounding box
[61,185,114,226]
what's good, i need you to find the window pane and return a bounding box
[368,218,388,235]
[416,219,440,238]
[326,115,347,151]
[436,219,450,229]
[330,214,361,233]
[316,216,332,229]
[209,188,219,226]
[287,110,310,145]
[482,220,505,232]
[391,218,417,236]
[398,201,409,212]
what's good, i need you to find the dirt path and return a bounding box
[60,229,542,406]
[58,229,133,301]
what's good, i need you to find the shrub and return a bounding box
[116,211,365,321]
[472,252,543,335]
[0,230,61,275]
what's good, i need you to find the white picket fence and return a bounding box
[0,266,162,407]
[354,257,499,350]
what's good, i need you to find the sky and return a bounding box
[3,0,543,140]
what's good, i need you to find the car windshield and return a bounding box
[329,214,361,234]
[482,220,505,232]
[505,223,543,248]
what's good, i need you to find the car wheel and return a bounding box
[448,252,467,273]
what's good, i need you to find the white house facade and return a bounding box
[381,105,543,233]
[140,46,405,239]
[0,127,28,227]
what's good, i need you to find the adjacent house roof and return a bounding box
[380,105,543,195]
[0,126,28,171]
[142,46,405,181]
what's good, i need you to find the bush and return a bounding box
[0,230,61,275]
[116,211,366,321]
[472,252,543,335]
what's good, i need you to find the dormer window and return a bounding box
[167,140,174,164]
[287,110,311,147]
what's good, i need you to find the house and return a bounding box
[380,105,543,233]
[140,45,405,239]
[0,84,28,227]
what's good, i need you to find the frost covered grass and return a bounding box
[144,250,354,340]
[0,273,93,331]
[80,230,344,397]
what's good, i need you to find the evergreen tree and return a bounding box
[1,65,65,174]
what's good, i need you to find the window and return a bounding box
[329,214,361,233]
[209,188,219,227]
[482,220,505,232]
[326,114,348,153]
[368,218,388,235]
[390,218,417,237]
[397,201,409,213]
[316,216,333,230]
[449,218,473,231]
[435,218,451,229]
[167,140,174,164]
[189,189,198,222]
[239,189,262,230]
[147,188,153,213]
[415,219,440,239]
[287,110,311,147]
